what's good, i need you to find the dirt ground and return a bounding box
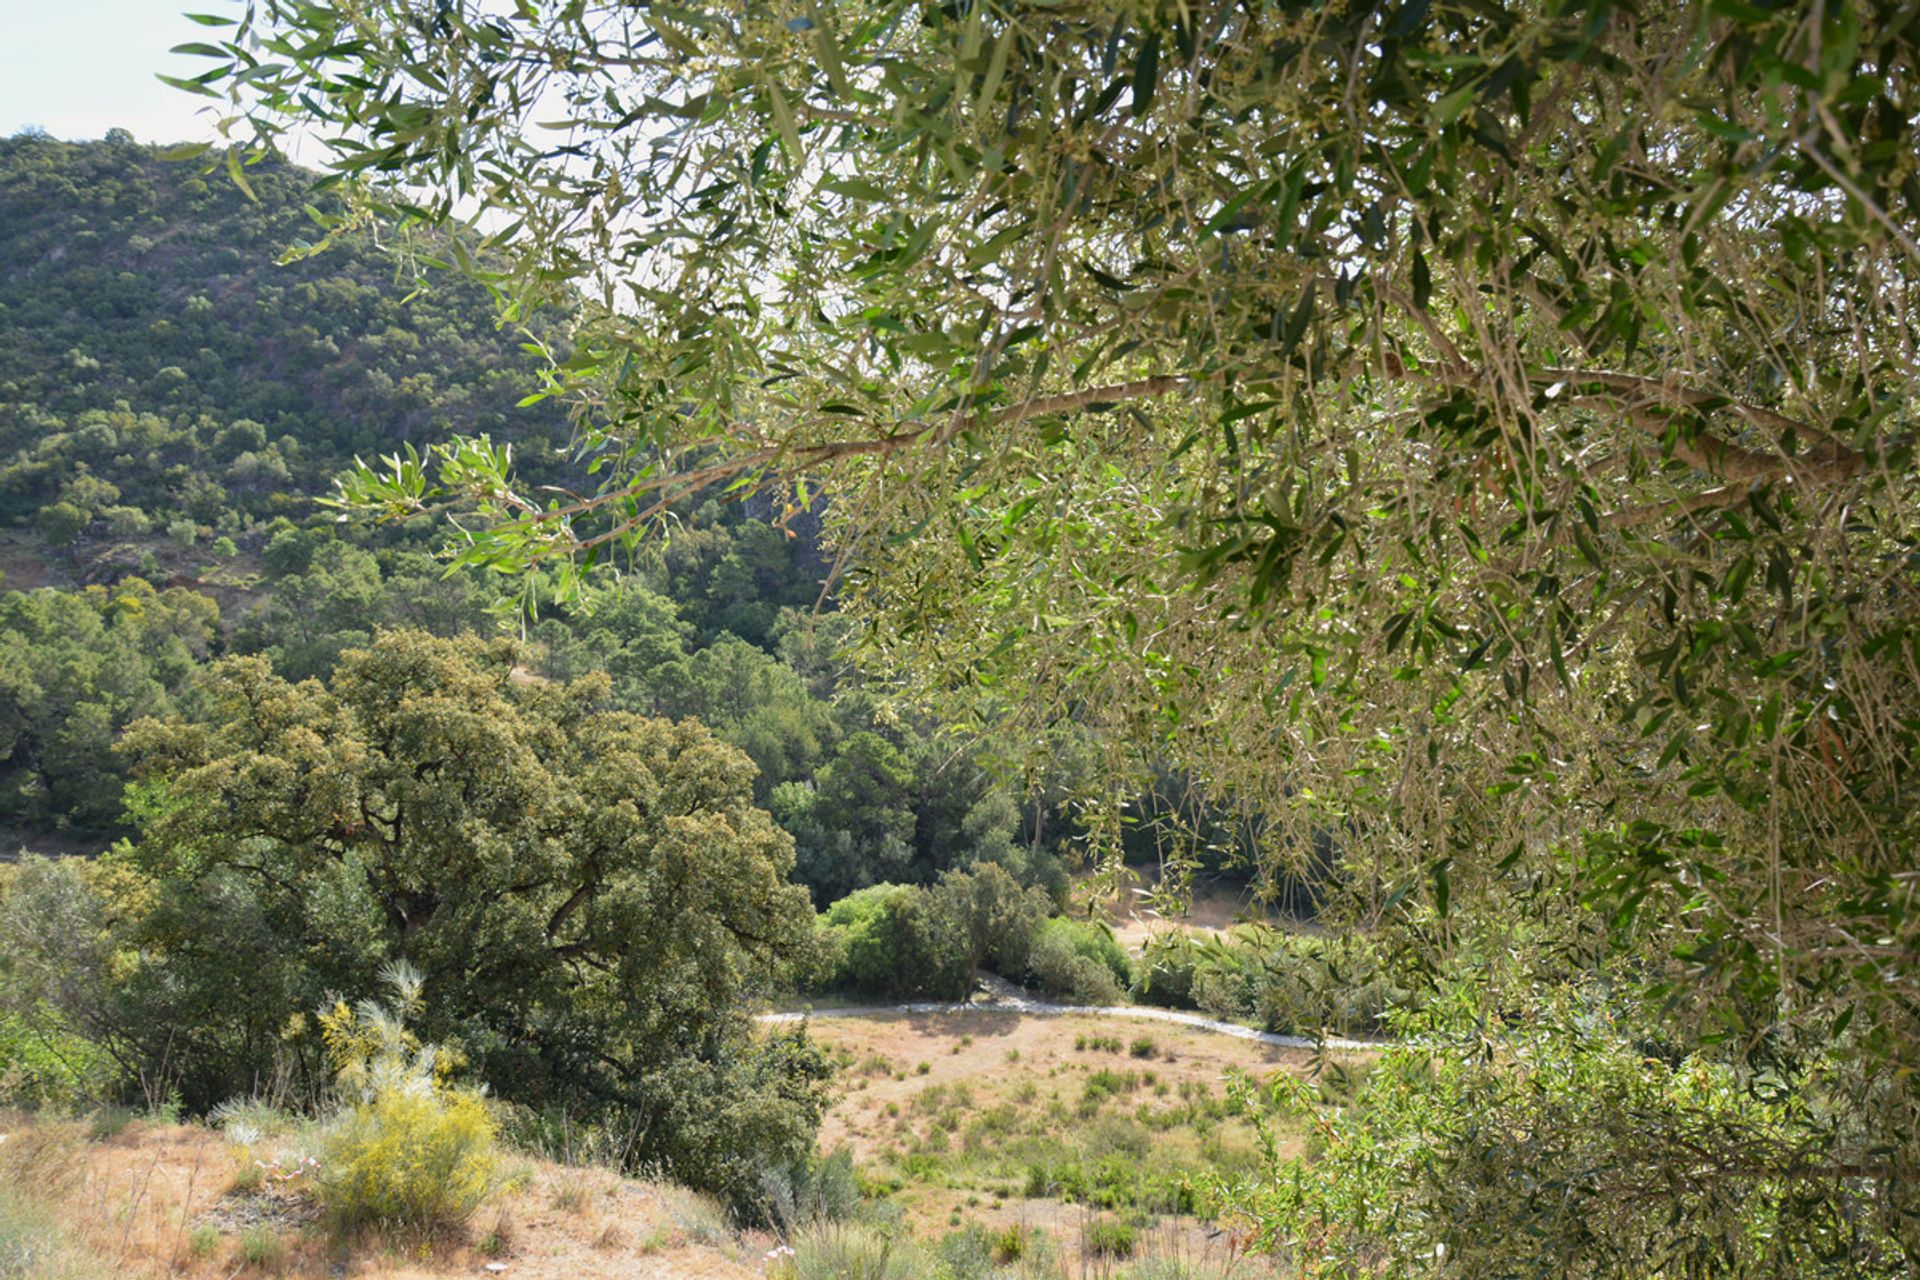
[1,1014,1343,1278]
[799,1008,1340,1260]
[806,1009,1312,1162]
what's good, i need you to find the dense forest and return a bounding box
[0,135,1063,893]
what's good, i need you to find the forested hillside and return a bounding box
[0,136,1060,891]
[0,131,570,534]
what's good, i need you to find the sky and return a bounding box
[1,0,231,144]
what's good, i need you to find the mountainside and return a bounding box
[0,133,571,543]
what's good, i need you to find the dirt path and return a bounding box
[760,978,1380,1052]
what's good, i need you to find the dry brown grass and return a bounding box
[0,1115,768,1280]
[804,1012,1308,1162]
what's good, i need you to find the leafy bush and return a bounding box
[933,864,1050,978]
[1085,1218,1136,1258]
[1027,918,1130,1004]
[1184,927,1404,1036]
[820,884,970,998]
[1131,936,1198,1008]
[1131,925,1408,1035]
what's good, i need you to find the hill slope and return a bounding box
[0,133,571,541]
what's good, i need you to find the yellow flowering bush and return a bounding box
[316,1080,498,1229]
[312,962,499,1230]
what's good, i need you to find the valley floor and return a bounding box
[1,1009,1369,1280]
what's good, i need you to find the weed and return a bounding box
[188,1224,222,1258]
[228,1160,266,1194]
[915,1062,931,1076]
[1086,1218,1136,1258]
[778,1221,934,1280]
[660,1183,733,1247]
[1129,1036,1157,1059]
[236,1223,284,1270]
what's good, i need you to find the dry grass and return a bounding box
[805,1013,1309,1162]
[0,1114,768,1280]
[794,1013,1336,1269]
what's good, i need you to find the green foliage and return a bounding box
[0,135,571,535]
[817,865,1055,999]
[933,864,1051,979]
[7,630,827,1201]
[217,9,1920,1264]
[1084,1219,1136,1260]
[1137,927,1408,1037]
[777,733,918,903]
[0,579,216,832]
[1027,919,1130,1005]
[1232,991,1920,1277]
[820,884,971,1000]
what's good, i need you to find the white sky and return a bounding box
[1,0,232,144]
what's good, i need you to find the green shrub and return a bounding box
[933,864,1051,977]
[236,1224,283,1270]
[936,1224,996,1280]
[1027,919,1130,1004]
[1131,936,1198,1008]
[991,1223,1031,1263]
[1029,945,1122,1005]
[1128,1036,1157,1058]
[1085,1218,1136,1258]
[821,884,971,998]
